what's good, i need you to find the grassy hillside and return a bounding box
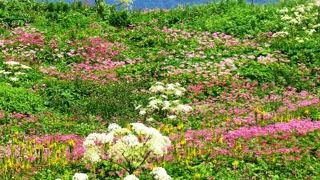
[0,0,319,179]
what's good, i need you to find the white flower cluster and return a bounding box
[83,123,171,173]
[124,174,139,180]
[72,168,172,180]
[151,167,172,180]
[276,2,320,40]
[0,61,31,82]
[149,82,186,97]
[72,173,88,180]
[272,31,289,38]
[137,82,192,121]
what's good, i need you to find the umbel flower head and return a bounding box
[151,167,172,180]
[73,173,88,180]
[136,82,192,121]
[149,82,186,97]
[83,123,171,173]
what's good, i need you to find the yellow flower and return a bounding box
[235,143,242,151]
[218,137,224,144]
[192,149,197,156]
[133,170,140,176]
[180,138,186,145]
[7,159,13,168]
[68,139,75,147]
[232,160,239,168]
[193,173,201,179]
[177,123,184,130]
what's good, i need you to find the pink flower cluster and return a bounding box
[79,37,120,61]
[225,119,320,146]
[14,28,45,47]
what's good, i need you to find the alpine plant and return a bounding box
[83,123,172,178]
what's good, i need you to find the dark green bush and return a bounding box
[109,10,131,27]
[42,79,149,121]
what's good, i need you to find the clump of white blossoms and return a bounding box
[275,2,320,41]
[149,82,186,97]
[0,61,31,82]
[151,167,172,180]
[136,82,192,121]
[72,173,88,180]
[83,123,171,178]
[124,174,139,180]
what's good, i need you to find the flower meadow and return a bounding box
[0,0,320,179]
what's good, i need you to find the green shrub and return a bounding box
[42,79,149,122]
[109,10,131,27]
[238,61,314,90]
[0,83,46,114]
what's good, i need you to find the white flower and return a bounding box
[146,117,155,122]
[73,173,88,180]
[279,7,288,14]
[162,101,171,110]
[9,77,19,81]
[151,167,172,180]
[160,94,168,99]
[102,133,115,143]
[281,15,291,21]
[272,31,289,38]
[121,134,140,147]
[14,72,26,76]
[83,123,171,174]
[315,0,320,6]
[131,123,148,134]
[296,6,305,13]
[124,174,139,180]
[167,115,177,119]
[20,64,31,69]
[4,61,20,66]
[108,123,121,132]
[108,134,142,162]
[148,99,162,110]
[139,109,147,115]
[150,84,165,93]
[113,127,131,135]
[83,146,101,163]
[174,89,184,97]
[0,70,11,75]
[135,105,142,110]
[166,83,176,91]
[306,29,316,35]
[148,135,171,156]
[172,104,193,113]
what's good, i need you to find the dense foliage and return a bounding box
[0,0,319,179]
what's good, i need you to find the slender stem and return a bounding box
[111,158,131,173]
[138,151,151,168]
[121,151,134,173]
